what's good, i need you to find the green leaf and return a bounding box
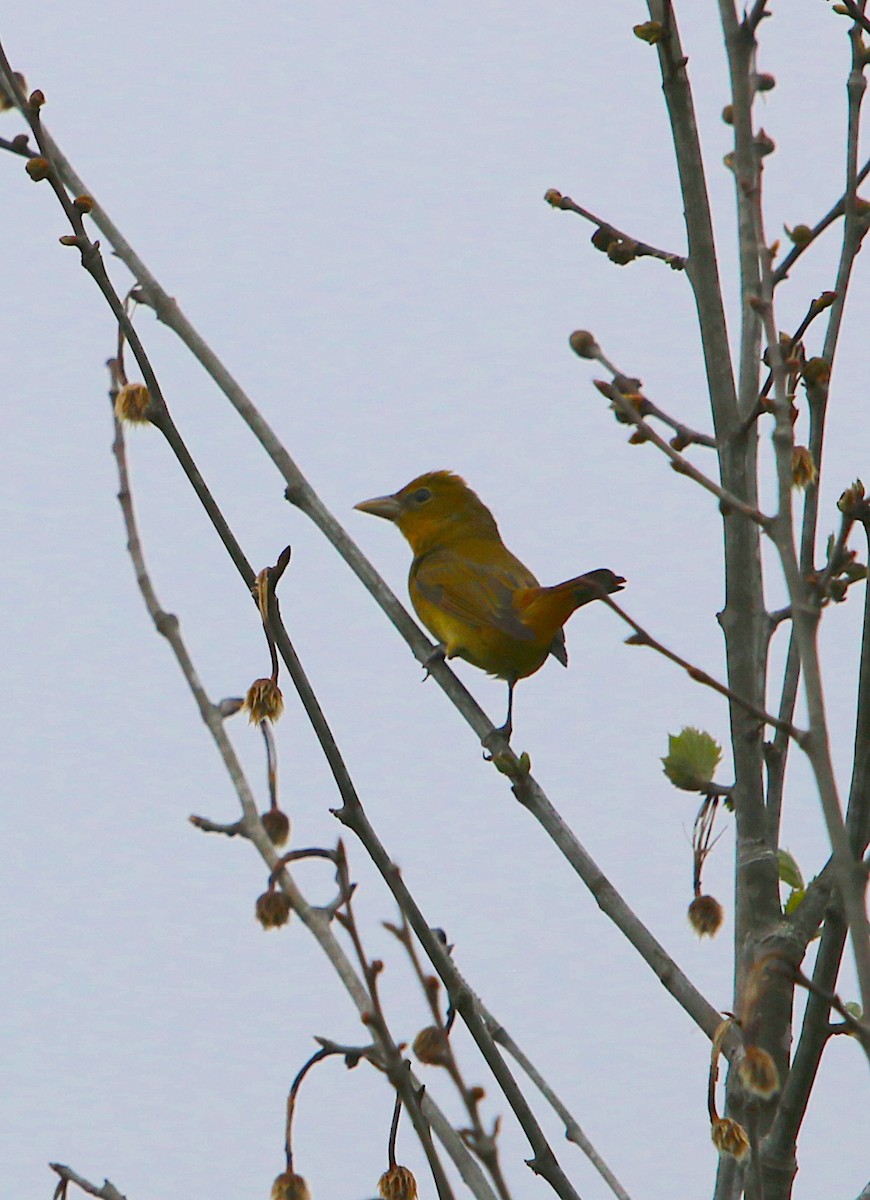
[662,727,722,791]
[784,887,805,915]
[778,848,805,891]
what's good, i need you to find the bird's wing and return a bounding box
[412,551,538,642]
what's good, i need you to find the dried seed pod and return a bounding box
[256,889,292,930]
[378,1165,418,1200]
[688,895,724,938]
[245,678,285,724]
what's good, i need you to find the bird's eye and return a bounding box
[413,487,433,504]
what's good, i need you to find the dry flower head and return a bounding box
[114,382,152,425]
[256,889,292,930]
[378,1165,418,1200]
[711,1117,750,1163]
[271,1171,311,1200]
[688,894,724,937]
[245,678,284,724]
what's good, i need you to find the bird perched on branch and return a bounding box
[355,470,624,738]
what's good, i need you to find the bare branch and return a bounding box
[108,383,499,1200]
[772,155,870,286]
[603,596,806,744]
[544,189,686,270]
[49,1166,126,1200]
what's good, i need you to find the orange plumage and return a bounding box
[355,470,624,736]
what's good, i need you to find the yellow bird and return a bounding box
[356,470,624,737]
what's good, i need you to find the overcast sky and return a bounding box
[2,4,868,1199]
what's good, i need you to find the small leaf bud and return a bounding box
[633,21,663,43]
[755,129,776,157]
[543,188,563,207]
[378,1165,418,1200]
[721,105,735,125]
[0,71,27,110]
[590,226,614,253]
[244,678,285,724]
[801,357,831,386]
[114,382,153,424]
[786,224,813,247]
[838,480,865,513]
[29,89,45,108]
[568,330,599,359]
[25,156,51,181]
[689,894,725,938]
[58,235,80,247]
[810,290,837,314]
[755,73,776,92]
[74,194,95,213]
[607,238,639,265]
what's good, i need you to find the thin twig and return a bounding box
[388,917,514,1200]
[335,849,457,1200]
[837,0,870,37]
[591,375,771,529]
[49,1166,126,1200]
[545,190,686,270]
[772,155,870,285]
[108,384,498,1200]
[0,65,727,1056]
[753,151,870,1016]
[743,0,770,34]
[603,596,806,745]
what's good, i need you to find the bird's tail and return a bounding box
[514,568,625,631]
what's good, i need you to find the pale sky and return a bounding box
[2,4,868,1198]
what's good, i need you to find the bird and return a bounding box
[355,470,624,739]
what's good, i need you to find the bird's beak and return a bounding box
[354,492,402,521]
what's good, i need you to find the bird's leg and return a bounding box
[481,681,515,759]
[421,643,446,680]
[494,681,514,740]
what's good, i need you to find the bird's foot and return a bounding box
[421,644,446,680]
[481,720,512,761]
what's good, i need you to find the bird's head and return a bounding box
[355,470,499,556]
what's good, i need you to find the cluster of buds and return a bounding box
[590,225,639,265]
